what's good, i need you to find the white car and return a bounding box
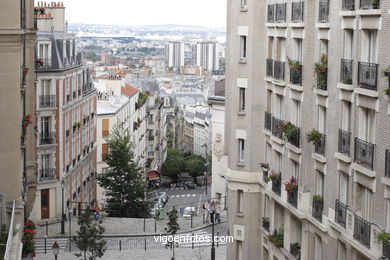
[182,207,195,218]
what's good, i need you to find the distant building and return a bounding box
[165,41,185,69]
[101,53,112,65]
[193,42,219,71]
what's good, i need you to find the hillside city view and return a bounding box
[0,0,390,260]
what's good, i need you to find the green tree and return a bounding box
[185,155,206,184]
[165,207,180,259]
[73,209,106,260]
[161,156,185,182]
[97,125,150,218]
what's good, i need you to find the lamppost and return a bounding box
[52,241,59,260]
[201,143,208,194]
[210,210,215,260]
[60,180,65,234]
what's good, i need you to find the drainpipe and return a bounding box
[21,0,27,224]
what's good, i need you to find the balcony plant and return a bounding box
[281,121,299,142]
[268,227,284,248]
[313,194,324,202]
[22,220,36,258]
[314,54,328,73]
[262,217,270,231]
[288,57,302,70]
[290,242,301,259]
[378,232,390,245]
[285,176,298,194]
[23,114,33,127]
[306,129,323,144]
[35,58,44,68]
[268,171,281,182]
[384,65,390,77]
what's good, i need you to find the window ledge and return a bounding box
[286,142,301,155]
[335,152,352,163]
[239,58,247,64]
[316,23,330,29]
[314,88,328,97]
[312,153,326,163]
[237,162,245,167]
[337,82,354,91]
[273,79,286,87]
[357,9,382,16]
[382,177,390,187]
[238,111,246,116]
[275,22,288,27]
[339,10,356,16]
[240,7,248,12]
[288,83,303,92]
[236,212,244,217]
[289,22,305,28]
[263,129,271,136]
[351,163,376,178]
[354,87,379,98]
[271,136,284,145]
[266,22,275,27]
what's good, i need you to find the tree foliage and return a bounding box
[97,125,150,218]
[165,207,180,235]
[73,209,106,260]
[185,155,206,183]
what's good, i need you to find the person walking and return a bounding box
[203,200,210,223]
[215,202,222,223]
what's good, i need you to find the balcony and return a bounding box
[275,3,287,22]
[267,4,275,22]
[39,95,56,108]
[274,60,285,81]
[148,135,155,142]
[343,0,355,10]
[312,198,323,222]
[318,0,329,23]
[335,199,347,228]
[39,168,56,182]
[271,116,284,139]
[384,242,390,259]
[358,62,378,91]
[340,59,353,85]
[262,217,270,232]
[316,71,327,90]
[266,58,274,77]
[286,125,300,148]
[314,135,326,156]
[264,111,272,131]
[290,66,302,85]
[291,1,304,22]
[272,176,282,196]
[287,189,298,208]
[354,137,375,170]
[360,0,380,9]
[39,132,56,145]
[338,129,351,156]
[353,214,371,248]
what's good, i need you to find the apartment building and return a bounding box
[225,0,390,259]
[33,2,97,219]
[0,0,36,255]
[165,41,185,69]
[192,41,220,72]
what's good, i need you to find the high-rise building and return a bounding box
[0,0,36,253]
[33,2,97,220]
[165,41,185,69]
[225,0,390,259]
[193,41,220,72]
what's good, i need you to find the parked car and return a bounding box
[183,207,195,218]
[158,192,169,204]
[150,203,162,217]
[184,181,197,189]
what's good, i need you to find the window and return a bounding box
[237,189,243,213]
[277,38,286,61]
[314,235,322,260]
[102,119,109,137]
[236,241,243,260]
[386,150,390,178]
[343,30,353,59]
[292,99,301,126]
[386,199,390,231]
[41,116,51,137]
[266,90,272,112]
[265,143,272,164]
[268,37,274,59]
[319,40,328,58]
[275,151,282,173]
[317,106,326,133]
[102,143,108,160]
[239,88,245,112]
[41,80,51,96]
[355,183,372,219]
[41,154,50,170]
[341,101,351,132]
[295,39,303,62]
[338,241,346,260]
[363,30,378,63]
[339,171,349,204]
[238,139,245,163]
[38,43,50,62]
[240,0,247,8]
[358,107,375,143]
[274,94,283,119]
[291,160,300,180]
[316,170,324,197]
[240,36,247,60]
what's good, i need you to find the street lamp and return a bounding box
[52,241,59,260]
[210,210,215,260]
[60,180,65,234]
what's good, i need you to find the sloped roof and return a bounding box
[122,83,139,97]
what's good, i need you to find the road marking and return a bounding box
[181,195,186,197]
[187,194,191,197]
[175,195,180,198]
[192,194,196,197]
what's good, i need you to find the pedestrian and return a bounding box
[93,204,101,221]
[203,200,210,223]
[215,202,222,224]
[209,201,216,223]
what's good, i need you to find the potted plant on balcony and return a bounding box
[262,217,270,231]
[306,129,323,144]
[35,58,44,68]
[290,242,301,259]
[384,65,390,77]
[287,57,302,70]
[281,121,299,142]
[268,227,284,248]
[23,113,33,127]
[285,176,298,194]
[378,232,390,246]
[314,54,328,73]
[22,220,37,258]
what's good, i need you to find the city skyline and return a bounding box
[58,0,227,28]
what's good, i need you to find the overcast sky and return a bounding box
[56,0,226,27]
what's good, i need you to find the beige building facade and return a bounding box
[225,0,390,259]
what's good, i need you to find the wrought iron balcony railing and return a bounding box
[39,168,56,182]
[343,0,355,10]
[335,199,348,228]
[354,137,375,170]
[360,0,380,9]
[290,66,302,85]
[314,135,326,156]
[39,132,56,145]
[358,62,378,90]
[274,60,285,81]
[353,214,371,248]
[317,71,327,90]
[340,59,353,85]
[338,129,351,156]
[318,0,329,22]
[291,1,304,22]
[266,58,274,77]
[39,95,56,108]
[384,242,390,259]
[271,116,284,139]
[287,189,298,208]
[267,4,275,22]
[287,126,300,148]
[262,220,270,232]
[275,3,287,22]
[272,177,282,196]
[312,199,323,222]
[264,111,272,131]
